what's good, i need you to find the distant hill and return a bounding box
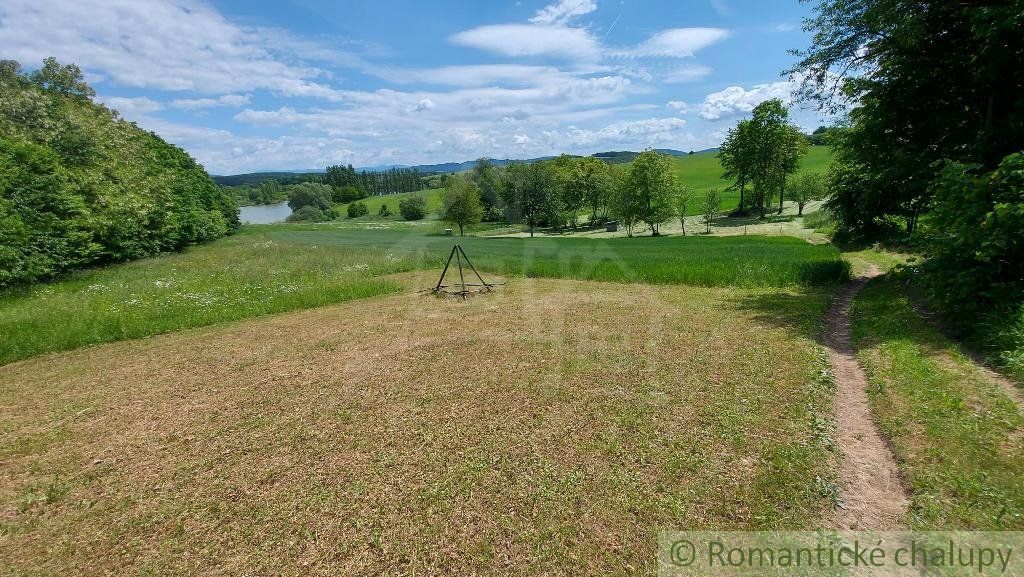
[213,148,723,185]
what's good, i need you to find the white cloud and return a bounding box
[99,96,165,121]
[171,94,252,110]
[413,98,435,111]
[699,79,797,120]
[0,0,351,99]
[376,64,570,87]
[666,100,698,114]
[450,24,601,61]
[773,23,797,32]
[661,65,712,83]
[611,28,730,58]
[530,0,597,25]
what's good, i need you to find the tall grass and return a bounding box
[0,225,848,364]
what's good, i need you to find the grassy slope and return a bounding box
[0,226,848,365]
[0,275,838,573]
[851,279,1024,529]
[335,187,444,219]
[672,145,833,215]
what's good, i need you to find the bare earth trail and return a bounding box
[823,266,910,529]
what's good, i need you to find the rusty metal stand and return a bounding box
[427,244,498,299]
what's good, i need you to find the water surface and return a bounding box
[240,201,292,224]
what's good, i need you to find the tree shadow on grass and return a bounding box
[729,288,835,342]
[712,213,797,228]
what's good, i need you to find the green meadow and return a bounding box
[0,224,848,365]
[671,145,832,214]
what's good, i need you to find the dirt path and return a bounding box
[824,266,910,529]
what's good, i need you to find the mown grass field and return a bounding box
[0,273,839,574]
[0,225,848,365]
[851,279,1024,529]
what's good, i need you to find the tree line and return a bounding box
[0,58,238,287]
[791,0,1023,372]
[437,151,733,237]
[323,164,425,201]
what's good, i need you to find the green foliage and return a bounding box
[852,279,1024,528]
[333,185,362,203]
[398,194,427,220]
[919,153,1024,374]
[793,0,1024,237]
[223,180,288,206]
[615,150,677,236]
[287,182,334,212]
[286,205,328,223]
[325,163,424,197]
[719,100,807,217]
[377,203,392,217]
[554,155,615,226]
[440,175,483,236]
[347,201,369,218]
[700,189,722,234]
[786,173,825,215]
[677,186,693,235]
[501,162,558,236]
[470,158,503,220]
[0,59,237,287]
[801,209,835,235]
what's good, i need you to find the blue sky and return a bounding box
[1,0,827,174]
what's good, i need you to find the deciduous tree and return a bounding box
[441,176,483,236]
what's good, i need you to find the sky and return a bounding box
[0,0,829,174]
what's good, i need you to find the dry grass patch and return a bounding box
[1,278,835,575]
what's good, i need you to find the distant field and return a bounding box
[0,226,847,365]
[336,187,444,219]
[671,145,832,215]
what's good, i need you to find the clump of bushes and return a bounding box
[918,152,1024,378]
[399,194,428,220]
[347,201,369,218]
[378,203,392,217]
[803,209,835,234]
[287,182,333,212]
[0,58,238,287]
[285,206,329,223]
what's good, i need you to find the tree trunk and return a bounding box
[778,176,785,214]
[459,223,464,236]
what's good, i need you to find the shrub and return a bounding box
[378,203,392,217]
[347,201,369,218]
[922,153,1024,317]
[920,152,1024,376]
[332,185,362,203]
[286,205,328,223]
[803,209,835,234]
[0,59,237,287]
[398,194,427,220]
[287,182,334,212]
